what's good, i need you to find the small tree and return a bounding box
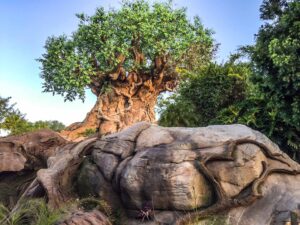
[0,96,18,124]
[38,0,214,139]
[0,96,24,135]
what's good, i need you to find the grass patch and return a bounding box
[0,199,63,225]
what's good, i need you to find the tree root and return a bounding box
[175,138,300,225]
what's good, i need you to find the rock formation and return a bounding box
[1,123,300,224]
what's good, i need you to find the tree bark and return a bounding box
[60,80,158,141]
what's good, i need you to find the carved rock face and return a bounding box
[118,149,213,210]
[207,143,267,197]
[73,123,300,225]
[2,123,300,225]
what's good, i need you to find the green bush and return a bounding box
[159,57,250,127]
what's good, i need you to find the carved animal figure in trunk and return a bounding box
[38,0,215,140]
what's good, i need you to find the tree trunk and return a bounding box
[60,84,158,141]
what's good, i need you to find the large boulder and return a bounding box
[0,129,68,208]
[1,123,300,225]
[77,123,300,224]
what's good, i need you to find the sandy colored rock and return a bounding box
[0,130,68,208]
[0,129,67,172]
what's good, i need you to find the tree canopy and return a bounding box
[38,0,215,101]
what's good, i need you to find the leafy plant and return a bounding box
[79,128,97,137]
[38,0,215,102]
[1,116,66,136]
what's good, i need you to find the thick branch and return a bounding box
[109,54,126,80]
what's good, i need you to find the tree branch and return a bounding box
[109,54,126,80]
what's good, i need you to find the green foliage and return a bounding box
[0,97,27,135]
[159,57,250,127]
[30,120,66,132]
[234,0,300,160]
[0,96,18,123]
[79,128,97,137]
[38,0,214,101]
[157,94,200,127]
[1,116,65,136]
[0,199,62,225]
[0,197,123,225]
[1,113,30,135]
[0,96,65,136]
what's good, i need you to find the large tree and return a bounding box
[38,0,214,139]
[245,0,300,159]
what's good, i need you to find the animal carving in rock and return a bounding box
[1,123,300,225]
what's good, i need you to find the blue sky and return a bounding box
[0,0,262,125]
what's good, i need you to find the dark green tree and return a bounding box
[212,0,300,160]
[158,56,250,127]
[0,96,25,135]
[245,0,300,159]
[0,96,18,124]
[38,0,215,139]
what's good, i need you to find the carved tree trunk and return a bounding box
[60,77,160,141]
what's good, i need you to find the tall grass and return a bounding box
[0,199,62,225]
